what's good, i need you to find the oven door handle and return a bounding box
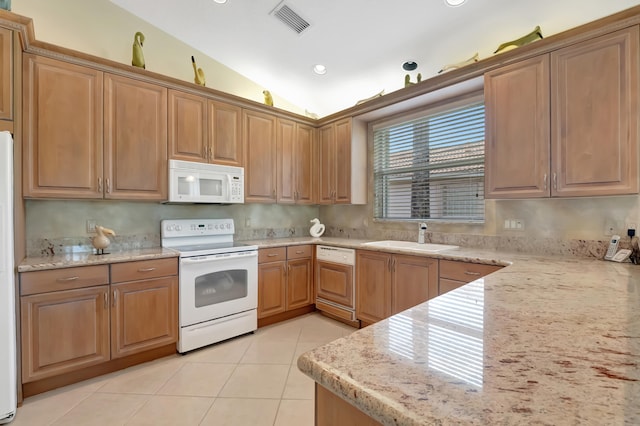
[181,251,258,264]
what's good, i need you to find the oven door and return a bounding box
[179,251,257,327]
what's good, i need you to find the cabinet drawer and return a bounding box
[287,245,312,260]
[20,265,109,296]
[111,258,178,283]
[439,278,465,296]
[259,247,286,263]
[439,260,501,283]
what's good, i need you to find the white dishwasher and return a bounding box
[315,246,357,324]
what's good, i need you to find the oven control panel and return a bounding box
[161,218,235,237]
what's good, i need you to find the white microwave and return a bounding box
[168,160,244,204]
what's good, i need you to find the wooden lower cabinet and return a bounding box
[316,384,382,426]
[20,286,110,383]
[258,259,287,318]
[438,260,502,295]
[258,245,314,324]
[19,258,178,393]
[356,250,438,325]
[110,276,178,358]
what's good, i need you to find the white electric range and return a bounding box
[161,218,258,353]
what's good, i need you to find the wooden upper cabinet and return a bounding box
[485,55,551,198]
[318,118,352,204]
[168,90,208,162]
[296,123,315,204]
[318,123,335,204]
[277,118,315,204]
[0,27,12,121]
[334,118,352,203]
[244,109,277,203]
[486,26,639,199]
[277,118,296,204]
[551,26,639,197]
[23,54,104,198]
[104,73,168,201]
[209,100,243,166]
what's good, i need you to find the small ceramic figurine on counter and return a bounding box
[309,218,325,237]
[92,225,116,255]
[263,90,274,106]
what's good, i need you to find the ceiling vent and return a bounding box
[271,2,310,35]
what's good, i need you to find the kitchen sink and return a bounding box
[362,240,459,252]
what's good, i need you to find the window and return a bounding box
[372,96,485,221]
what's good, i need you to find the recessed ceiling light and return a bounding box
[213,0,227,3]
[444,0,466,6]
[313,64,327,75]
[402,61,418,71]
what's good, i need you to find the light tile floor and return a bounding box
[12,312,355,426]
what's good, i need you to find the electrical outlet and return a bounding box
[626,222,637,232]
[86,219,96,233]
[514,219,525,230]
[244,217,251,228]
[604,221,617,236]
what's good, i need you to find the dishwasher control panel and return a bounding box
[316,245,355,265]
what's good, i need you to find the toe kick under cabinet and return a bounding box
[19,258,178,396]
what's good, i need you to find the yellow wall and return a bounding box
[11,0,305,114]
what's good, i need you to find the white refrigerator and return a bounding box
[0,131,16,423]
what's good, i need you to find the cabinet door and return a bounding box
[258,261,286,318]
[111,276,178,358]
[168,90,208,162]
[355,250,391,324]
[0,27,12,121]
[551,27,639,196]
[244,109,277,202]
[316,260,353,308]
[317,124,335,204]
[104,73,168,200]
[23,54,103,198]
[485,55,550,198]
[286,258,313,310]
[391,255,438,315]
[209,100,243,166]
[21,286,110,383]
[277,118,296,204]
[295,123,315,204]
[334,118,352,204]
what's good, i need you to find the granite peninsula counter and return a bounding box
[297,251,640,425]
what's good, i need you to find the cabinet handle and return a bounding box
[106,178,111,193]
[553,172,557,190]
[104,292,108,309]
[543,173,547,191]
[387,257,391,271]
[56,276,79,282]
[98,178,103,193]
[137,267,156,272]
[295,250,304,254]
[392,258,396,273]
[288,265,291,275]
[112,290,117,307]
[464,271,481,276]
[208,146,213,161]
[267,253,278,257]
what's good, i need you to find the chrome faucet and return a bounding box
[418,222,427,244]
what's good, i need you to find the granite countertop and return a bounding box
[17,247,179,272]
[297,252,640,425]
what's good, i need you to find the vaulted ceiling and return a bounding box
[111,0,639,117]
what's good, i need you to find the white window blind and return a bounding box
[373,99,485,221]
